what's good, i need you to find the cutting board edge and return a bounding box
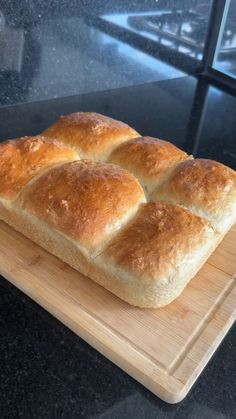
[1,265,235,404]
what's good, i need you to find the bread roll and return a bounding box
[93,202,219,307]
[108,136,191,195]
[0,136,78,201]
[18,160,146,257]
[152,159,236,234]
[43,112,139,161]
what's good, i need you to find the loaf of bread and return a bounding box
[0,112,235,308]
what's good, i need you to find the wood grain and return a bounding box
[0,220,235,403]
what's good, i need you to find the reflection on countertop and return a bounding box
[0,0,214,106]
[0,12,185,106]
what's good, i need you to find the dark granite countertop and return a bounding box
[0,76,236,418]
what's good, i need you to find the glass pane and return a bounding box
[0,1,212,106]
[102,1,212,60]
[188,85,236,169]
[213,0,236,78]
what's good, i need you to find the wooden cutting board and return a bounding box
[0,220,235,404]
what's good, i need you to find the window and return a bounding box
[213,0,236,78]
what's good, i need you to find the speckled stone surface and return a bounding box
[0,0,214,106]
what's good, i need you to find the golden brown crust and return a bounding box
[0,136,78,200]
[153,159,236,231]
[108,137,190,194]
[20,160,146,255]
[43,112,139,161]
[98,202,213,282]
